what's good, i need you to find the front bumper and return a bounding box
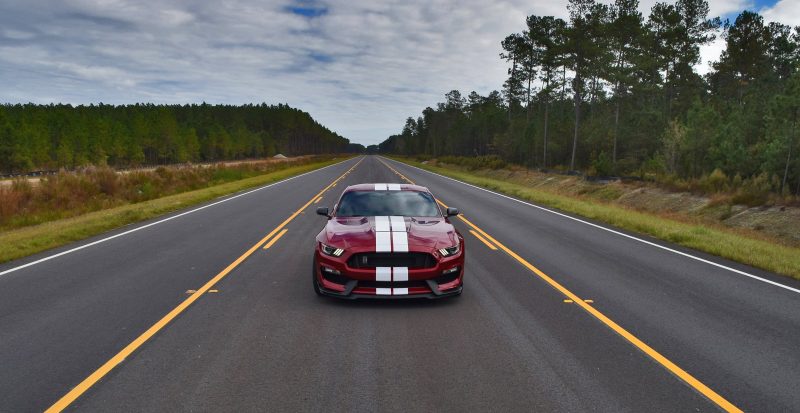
[319,282,463,300]
[315,250,464,299]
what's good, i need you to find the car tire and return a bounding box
[312,255,322,296]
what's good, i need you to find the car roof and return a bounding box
[343,183,429,192]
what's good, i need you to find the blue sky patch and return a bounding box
[752,0,779,9]
[309,52,333,63]
[286,5,328,18]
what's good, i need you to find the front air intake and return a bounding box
[347,252,436,269]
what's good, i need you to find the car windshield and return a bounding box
[336,190,441,217]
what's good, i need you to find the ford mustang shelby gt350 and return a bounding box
[313,183,464,299]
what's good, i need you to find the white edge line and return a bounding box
[0,157,360,278]
[381,156,800,295]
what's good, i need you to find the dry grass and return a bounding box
[0,157,322,230]
[0,157,348,263]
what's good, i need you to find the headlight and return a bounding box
[438,245,460,257]
[320,242,344,257]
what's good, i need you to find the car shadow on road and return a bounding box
[314,294,463,310]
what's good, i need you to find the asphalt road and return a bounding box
[1,155,798,412]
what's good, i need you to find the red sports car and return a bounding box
[313,183,464,299]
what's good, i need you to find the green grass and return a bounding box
[0,158,350,264]
[392,157,800,280]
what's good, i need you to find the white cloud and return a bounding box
[761,0,800,25]
[698,30,727,75]
[0,0,777,145]
[707,0,754,16]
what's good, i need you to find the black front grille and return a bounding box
[348,252,436,269]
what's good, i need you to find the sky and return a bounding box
[0,0,792,146]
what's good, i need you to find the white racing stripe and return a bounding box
[393,267,409,295]
[393,267,408,281]
[373,183,401,190]
[372,267,409,296]
[376,267,391,282]
[376,232,391,252]
[392,232,409,252]
[374,216,390,232]
[371,213,411,296]
[374,215,407,252]
[375,216,391,253]
[390,216,406,232]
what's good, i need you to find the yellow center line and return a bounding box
[455,206,740,412]
[378,158,416,185]
[259,226,280,245]
[469,229,497,250]
[262,229,288,249]
[379,157,742,413]
[45,156,363,413]
[314,196,322,204]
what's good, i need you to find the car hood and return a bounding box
[323,216,458,251]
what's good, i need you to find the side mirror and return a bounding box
[316,207,330,217]
[446,207,459,217]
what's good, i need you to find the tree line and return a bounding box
[378,0,800,195]
[0,103,362,173]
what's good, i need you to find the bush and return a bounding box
[0,184,25,219]
[732,173,773,206]
[590,151,613,177]
[701,168,729,193]
[438,155,506,170]
[90,167,120,196]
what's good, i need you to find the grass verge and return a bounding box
[391,157,800,280]
[0,157,350,264]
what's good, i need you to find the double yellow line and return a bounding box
[378,157,742,413]
[45,157,363,413]
[262,229,288,249]
[469,229,497,250]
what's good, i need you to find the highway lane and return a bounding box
[0,157,359,412]
[381,156,800,412]
[0,155,797,411]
